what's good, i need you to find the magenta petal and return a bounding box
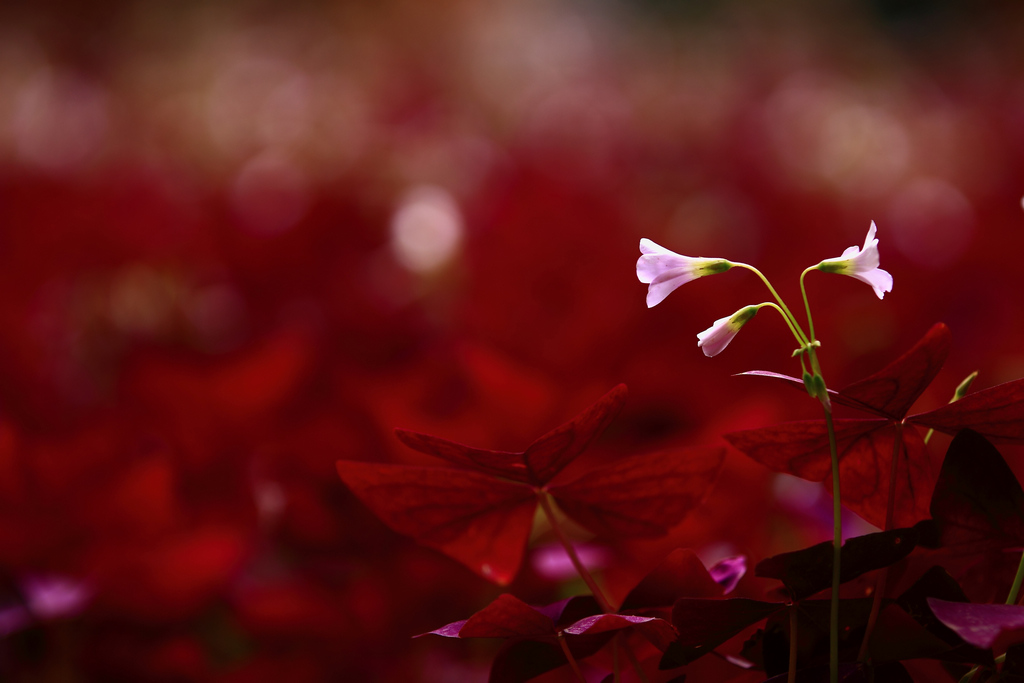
[927,598,1024,649]
[563,613,676,651]
[563,613,654,634]
[709,556,747,594]
[420,619,469,638]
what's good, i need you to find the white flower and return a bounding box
[636,239,731,308]
[816,221,893,299]
[697,306,758,357]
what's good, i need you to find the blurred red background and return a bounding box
[1,1,1023,680]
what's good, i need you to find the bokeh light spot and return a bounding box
[390,185,464,274]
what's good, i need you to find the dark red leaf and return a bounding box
[619,548,724,612]
[838,323,951,419]
[457,594,556,639]
[896,566,994,664]
[910,378,1024,444]
[424,595,604,640]
[524,384,628,485]
[548,445,725,538]
[662,598,785,668]
[489,635,614,683]
[927,598,1024,649]
[928,429,1024,552]
[755,527,919,601]
[563,613,676,651]
[394,384,627,485]
[335,461,536,584]
[865,604,961,664]
[762,662,910,683]
[724,421,933,528]
[725,419,884,481]
[393,430,529,483]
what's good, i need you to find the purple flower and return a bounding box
[697,306,759,357]
[636,239,731,308]
[816,221,893,299]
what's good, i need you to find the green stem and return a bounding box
[824,408,841,683]
[799,264,838,682]
[757,302,808,347]
[799,267,818,344]
[733,263,809,345]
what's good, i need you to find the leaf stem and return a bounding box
[537,490,614,614]
[557,634,588,683]
[824,407,841,683]
[537,491,650,682]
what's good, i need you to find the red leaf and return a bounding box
[725,421,934,528]
[424,595,608,640]
[335,461,537,584]
[394,384,627,485]
[663,598,785,667]
[724,419,883,481]
[928,429,1024,552]
[910,378,1024,444]
[838,323,951,419]
[457,594,556,639]
[548,446,725,538]
[619,548,724,612]
[523,384,628,485]
[489,636,613,683]
[393,430,529,483]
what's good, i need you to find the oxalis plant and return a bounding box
[336,223,1024,682]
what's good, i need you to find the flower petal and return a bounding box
[852,267,893,299]
[696,315,734,357]
[646,271,694,307]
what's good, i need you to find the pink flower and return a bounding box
[636,239,731,308]
[697,306,758,357]
[816,222,893,299]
